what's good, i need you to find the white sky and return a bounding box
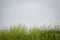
[0,0,60,29]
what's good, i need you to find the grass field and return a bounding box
[0,24,60,40]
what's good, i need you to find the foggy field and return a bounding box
[0,24,60,40]
[0,0,60,40]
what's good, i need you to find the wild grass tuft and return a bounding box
[0,24,60,40]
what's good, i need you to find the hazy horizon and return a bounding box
[0,0,60,29]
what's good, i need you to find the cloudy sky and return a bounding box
[0,0,60,29]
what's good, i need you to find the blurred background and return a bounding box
[0,0,60,29]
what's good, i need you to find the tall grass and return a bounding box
[0,25,60,40]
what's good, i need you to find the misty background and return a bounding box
[0,0,60,29]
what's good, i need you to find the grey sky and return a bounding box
[0,0,60,29]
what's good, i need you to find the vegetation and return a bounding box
[0,24,60,40]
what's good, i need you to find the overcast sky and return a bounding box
[0,0,60,29]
